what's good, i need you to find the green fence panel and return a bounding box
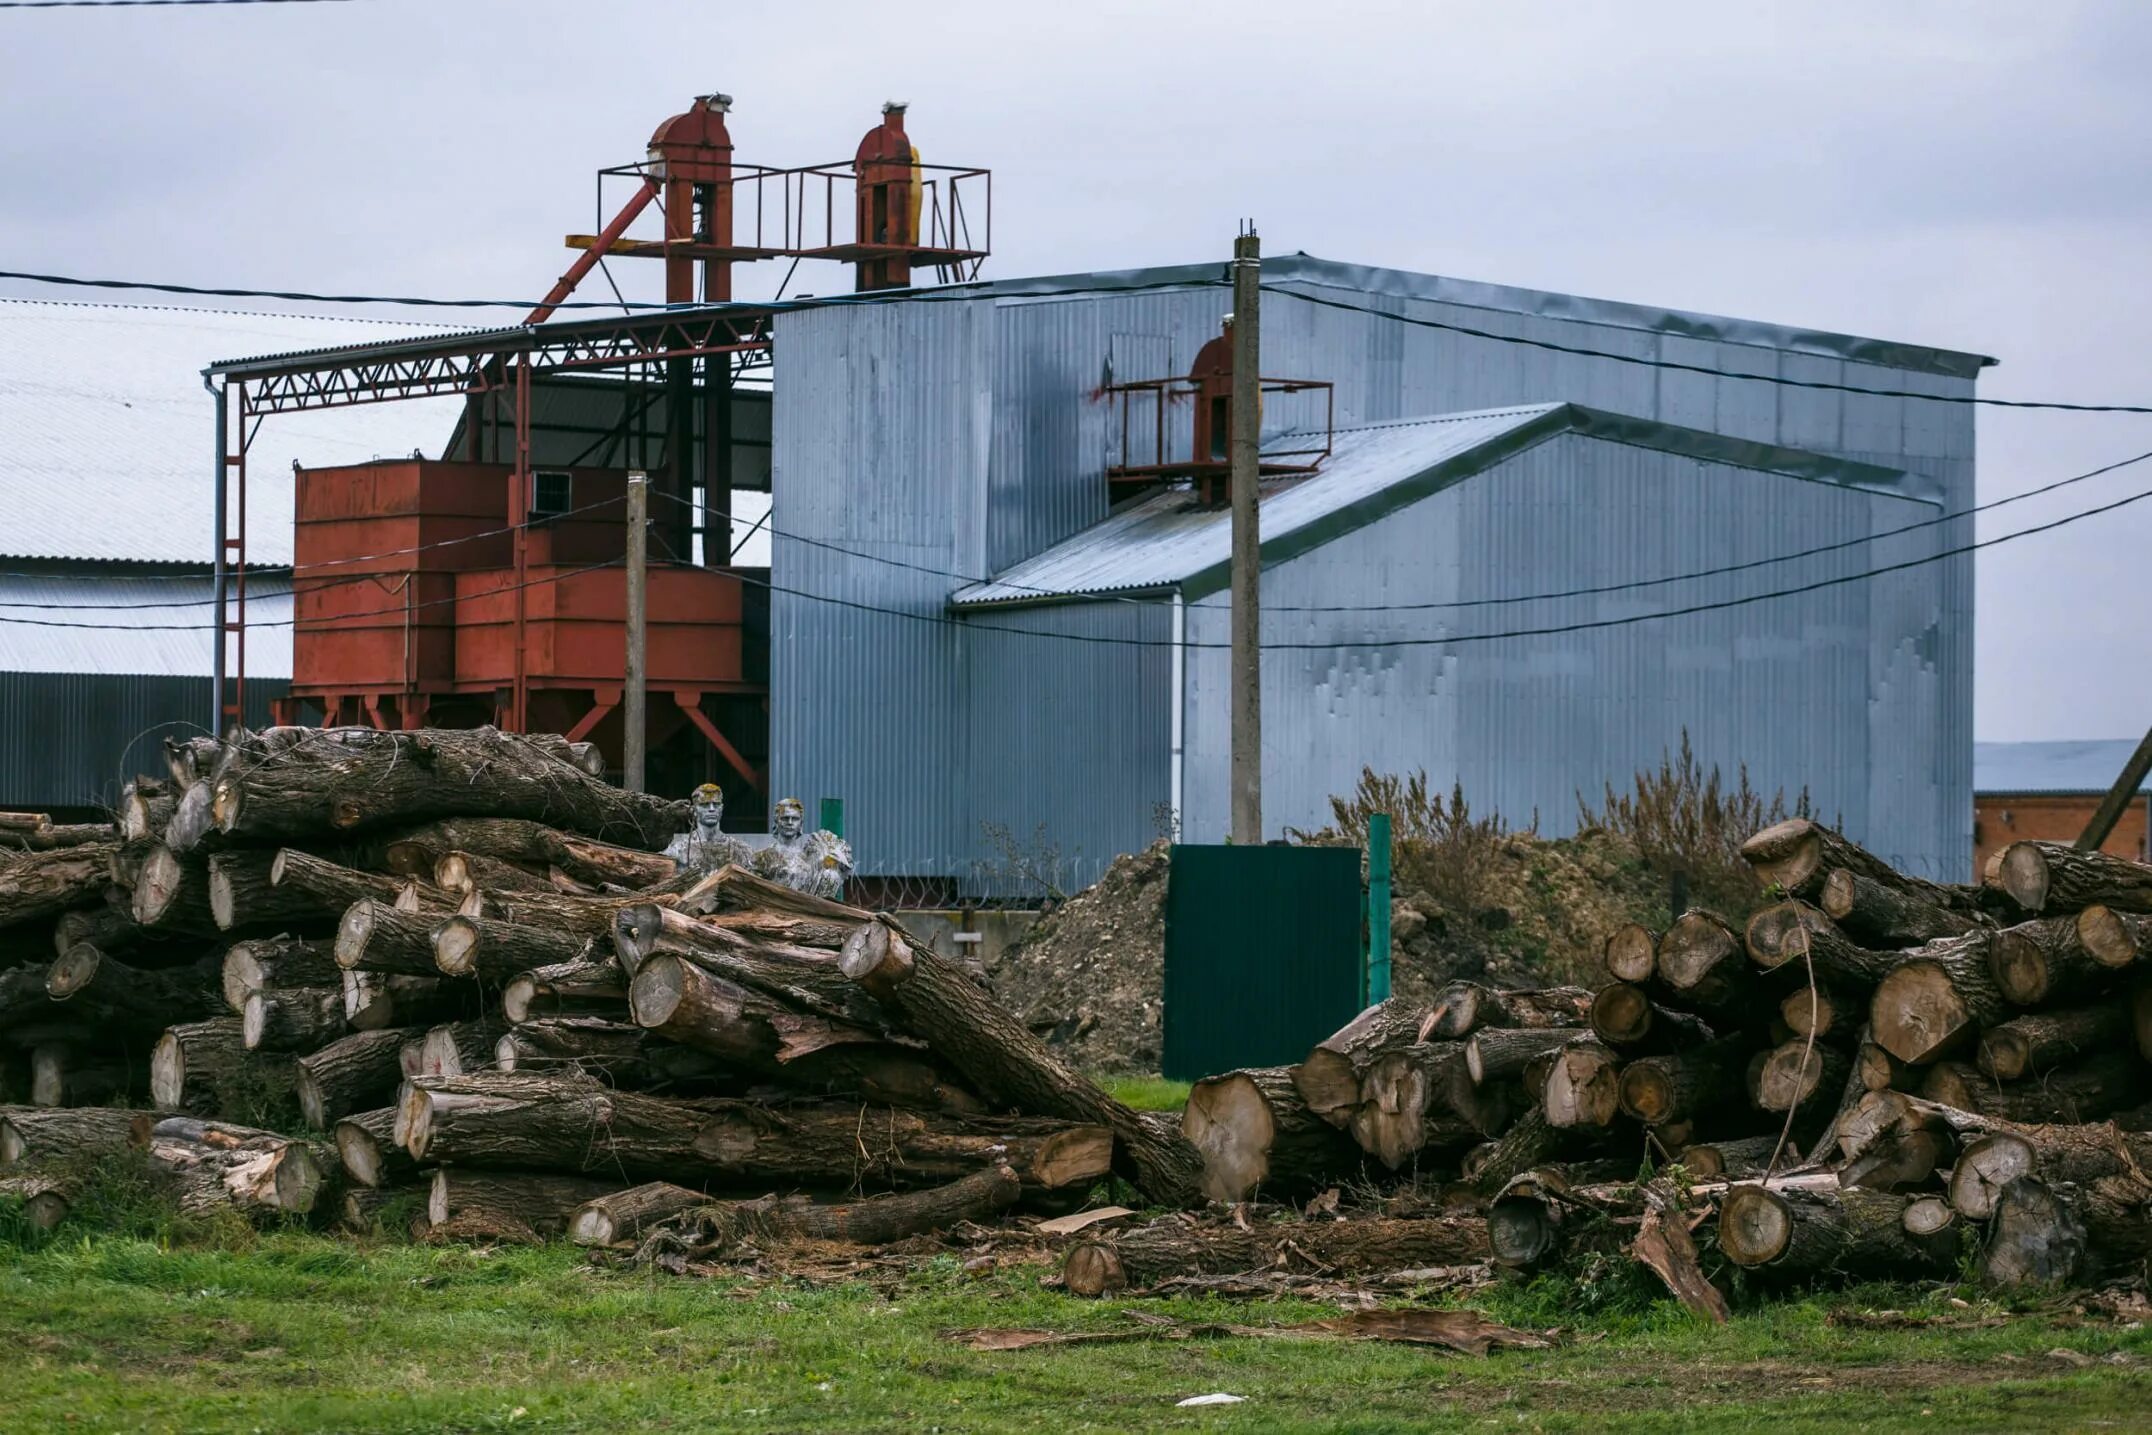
[1162,843,1366,1081]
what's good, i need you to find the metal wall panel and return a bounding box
[0,672,285,811]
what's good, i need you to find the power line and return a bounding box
[677,446,2152,615]
[0,0,352,7]
[0,269,665,312]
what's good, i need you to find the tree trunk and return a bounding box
[838,917,1201,1205]
[207,850,316,932]
[568,1181,710,1246]
[430,914,592,980]
[1977,1005,2128,1081]
[131,844,219,934]
[614,904,887,1030]
[342,971,471,1032]
[1744,901,1900,989]
[493,1016,729,1091]
[1420,982,1594,1041]
[381,816,679,891]
[242,986,347,1052]
[28,1041,137,1107]
[413,1019,509,1078]
[1347,1042,1502,1169]
[333,1106,414,1189]
[210,726,687,848]
[1061,1213,1491,1297]
[1743,819,1980,914]
[1718,1182,1954,1275]
[144,1117,328,1220]
[1779,984,1852,1042]
[433,850,553,899]
[427,1169,623,1242]
[121,780,176,844]
[501,959,627,1024]
[2077,903,2152,971]
[1616,1035,1752,1127]
[1978,1176,2087,1287]
[1992,840,2152,916]
[695,909,860,952]
[1671,1135,1791,1181]
[340,1185,424,1237]
[162,780,217,853]
[0,1104,146,1165]
[332,899,442,977]
[471,886,643,943]
[164,734,219,791]
[1987,917,2110,1007]
[645,1165,1024,1253]
[1920,1051,2144,1126]
[401,1072,1111,1192]
[272,849,445,922]
[46,945,221,1030]
[1290,1000,1429,1128]
[1467,1107,1562,1195]
[1838,1129,1951,1192]
[1468,1026,1590,1084]
[1602,924,1658,983]
[1868,932,2006,1065]
[1750,1039,1850,1116]
[1948,1122,2152,1220]
[151,1017,295,1115]
[1820,867,1983,947]
[1655,910,1756,1012]
[52,894,157,960]
[1181,1067,1362,1203]
[296,1027,421,1129]
[0,843,118,931]
[667,861,869,922]
[1539,1038,1623,1130]
[221,935,340,1013]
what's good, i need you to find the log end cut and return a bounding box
[1181,1072,1277,1204]
[1717,1184,1792,1267]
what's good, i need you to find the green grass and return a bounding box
[1095,1074,1191,1111]
[1,1231,2147,1433]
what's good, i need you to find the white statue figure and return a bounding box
[754,795,853,899]
[665,783,750,874]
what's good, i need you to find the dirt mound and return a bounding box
[989,831,1668,1074]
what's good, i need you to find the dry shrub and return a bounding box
[1306,768,1526,918]
[1576,730,1807,920]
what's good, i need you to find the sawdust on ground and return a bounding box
[988,831,1668,1075]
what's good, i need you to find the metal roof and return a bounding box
[0,300,465,564]
[951,403,1932,609]
[1974,739,2152,796]
[204,253,1996,383]
[0,571,292,678]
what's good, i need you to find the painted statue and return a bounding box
[755,795,854,899]
[664,783,751,874]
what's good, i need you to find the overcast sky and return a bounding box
[3,0,2149,743]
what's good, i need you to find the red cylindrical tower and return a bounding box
[853,102,916,292]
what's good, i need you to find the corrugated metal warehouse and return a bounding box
[769,256,1987,887]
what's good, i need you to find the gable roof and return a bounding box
[0,299,467,565]
[950,403,1936,610]
[1975,740,2152,797]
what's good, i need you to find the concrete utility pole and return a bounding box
[1229,227,1263,845]
[624,470,649,794]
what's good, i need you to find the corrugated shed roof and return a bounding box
[1974,739,2152,796]
[0,300,467,565]
[0,572,292,678]
[951,403,1930,608]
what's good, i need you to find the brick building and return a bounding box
[1972,739,2151,879]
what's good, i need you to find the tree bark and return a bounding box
[427,1169,623,1242]
[340,1185,424,1237]
[1744,901,1900,990]
[27,1041,136,1107]
[413,1019,509,1078]
[1820,867,1983,947]
[500,958,627,1024]
[1181,1067,1363,1203]
[1290,1000,1429,1128]
[164,734,219,791]
[1718,1182,1954,1275]
[0,843,118,932]
[1468,1026,1591,1084]
[1743,819,1980,914]
[1992,840,2152,916]
[332,899,442,977]
[1061,1212,1491,1297]
[2077,903,2152,970]
[46,945,221,1030]
[121,779,176,844]
[1602,924,1658,984]
[433,850,552,899]
[208,850,317,932]
[1987,917,2111,1006]
[242,986,347,1052]
[143,1117,329,1220]
[1420,982,1594,1041]
[52,893,158,960]
[643,1165,1024,1253]
[342,971,472,1032]
[151,1017,295,1115]
[1977,1176,2087,1287]
[466,886,641,942]
[210,726,687,848]
[1616,1034,1752,1127]
[1868,932,2007,1065]
[131,844,220,934]
[493,1016,729,1091]
[614,904,887,1030]
[1977,1005,2128,1082]
[431,914,592,980]
[0,1104,147,1165]
[1838,1129,1951,1192]
[1671,1135,1791,1181]
[668,861,868,923]
[296,1027,422,1129]
[221,935,340,1013]
[1655,910,1756,1012]
[380,816,679,891]
[1466,1107,1562,1195]
[272,849,445,922]
[333,1106,414,1189]
[838,917,1201,1205]
[1920,1051,2145,1126]
[568,1181,710,1246]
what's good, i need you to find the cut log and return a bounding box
[1616,1035,1752,1127]
[0,1105,146,1166]
[1419,982,1594,1041]
[414,1020,509,1078]
[46,944,221,1029]
[1744,901,1900,990]
[428,1169,621,1241]
[400,1071,1113,1191]
[1655,910,1755,1011]
[1542,1039,1622,1130]
[1820,867,1982,947]
[668,861,869,922]
[272,849,444,921]
[1743,819,1979,914]
[1718,1183,1954,1274]
[494,1016,728,1091]
[2079,904,2152,970]
[1061,1212,1491,1296]
[1947,1122,2152,1220]
[333,1107,414,1189]
[342,971,469,1032]
[1468,1026,1589,1084]
[242,986,347,1052]
[1779,984,1850,1042]
[1750,1039,1850,1116]
[131,845,218,933]
[380,816,678,891]
[210,725,687,847]
[1919,1051,2144,1126]
[1992,840,2152,916]
[1903,1195,1957,1238]
[613,904,888,1031]
[162,779,216,853]
[207,850,315,932]
[433,851,551,899]
[431,914,590,980]
[0,1173,72,1232]
[839,917,1201,1204]
[120,779,177,843]
[653,1165,1024,1251]
[1603,924,1658,984]
[1868,932,2006,1065]
[1181,1067,1363,1203]
[1976,1005,2128,1082]
[1467,1107,1561,1195]
[29,1043,136,1107]
[501,958,627,1023]
[221,935,339,1013]
[52,895,155,959]
[295,1027,422,1128]
[568,1181,710,1246]
[1839,1128,1951,1192]
[0,842,119,931]
[164,734,219,791]
[333,899,441,977]
[1289,1000,1428,1128]
[476,886,647,943]
[144,1116,327,1220]
[1988,918,2110,1007]
[1671,1135,1792,1181]
[340,1185,423,1236]
[1978,1176,2087,1287]
[151,1016,295,1115]
[1349,1043,1501,1169]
